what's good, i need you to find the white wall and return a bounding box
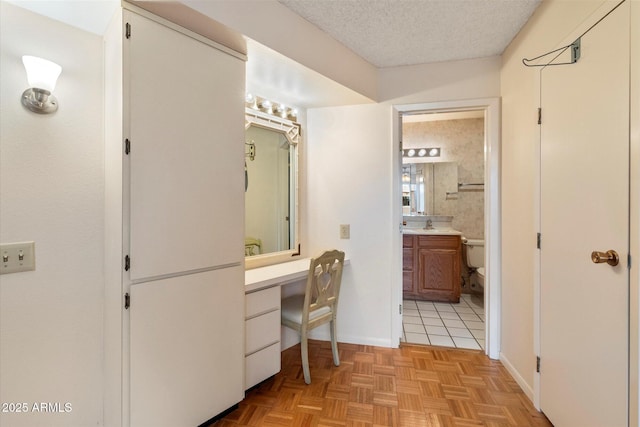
[0,3,105,427]
[379,56,501,103]
[306,103,395,346]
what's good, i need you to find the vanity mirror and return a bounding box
[244,109,300,268]
[402,161,457,216]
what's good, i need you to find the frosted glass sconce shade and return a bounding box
[21,55,62,114]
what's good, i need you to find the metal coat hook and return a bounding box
[522,38,581,67]
[521,0,625,68]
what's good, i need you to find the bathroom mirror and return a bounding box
[402,162,457,215]
[244,109,300,269]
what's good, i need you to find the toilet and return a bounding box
[463,238,485,291]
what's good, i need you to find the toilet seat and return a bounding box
[475,267,485,290]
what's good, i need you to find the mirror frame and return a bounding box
[244,108,301,269]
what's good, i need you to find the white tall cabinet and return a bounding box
[105,5,246,426]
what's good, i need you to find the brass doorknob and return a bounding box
[591,250,619,266]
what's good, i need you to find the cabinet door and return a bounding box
[402,235,415,293]
[416,236,461,302]
[402,248,415,293]
[126,11,245,281]
[130,267,244,427]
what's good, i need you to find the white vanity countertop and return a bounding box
[403,228,462,236]
[245,257,351,293]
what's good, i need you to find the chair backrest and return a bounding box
[302,250,345,325]
[245,237,262,256]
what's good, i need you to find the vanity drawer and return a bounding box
[245,342,280,389]
[417,234,460,249]
[245,309,280,355]
[246,285,280,318]
[403,234,414,248]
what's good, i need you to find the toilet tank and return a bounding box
[464,239,484,268]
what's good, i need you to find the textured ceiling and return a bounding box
[278,0,540,68]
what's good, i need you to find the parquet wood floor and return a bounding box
[209,340,552,427]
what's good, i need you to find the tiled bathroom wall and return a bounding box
[403,118,484,239]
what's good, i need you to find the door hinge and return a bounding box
[125,22,131,39]
[629,254,632,269]
[536,356,541,373]
[537,233,541,249]
[125,139,131,155]
[124,293,130,310]
[124,255,130,271]
[399,304,402,315]
[537,108,542,125]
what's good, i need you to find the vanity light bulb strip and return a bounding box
[245,93,298,121]
[403,147,441,158]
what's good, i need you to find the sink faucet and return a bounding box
[425,219,433,230]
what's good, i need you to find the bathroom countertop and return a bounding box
[402,228,462,236]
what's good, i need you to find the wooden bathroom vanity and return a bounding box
[403,232,462,302]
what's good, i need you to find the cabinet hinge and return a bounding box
[124,293,130,310]
[125,22,131,39]
[125,139,131,155]
[629,254,632,269]
[537,107,542,125]
[536,356,541,373]
[399,304,402,315]
[124,255,130,271]
[537,233,541,249]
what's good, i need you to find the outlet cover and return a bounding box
[1,241,36,274]
[339,224,350,239]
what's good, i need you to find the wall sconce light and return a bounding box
[21,55,62,114]
[403,147,440,158]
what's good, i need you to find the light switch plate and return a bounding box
[339,224,350,239]
[1,241,36,274]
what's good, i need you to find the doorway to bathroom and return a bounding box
[393,98,501,358]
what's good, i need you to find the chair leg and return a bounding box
[330,319,340,366]
[301,331,311,384]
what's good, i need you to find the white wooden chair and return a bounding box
[281,249,345,384]
[244,237,262,256]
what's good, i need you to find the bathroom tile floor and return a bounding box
[401,293,485,350]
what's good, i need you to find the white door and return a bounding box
[540,2,630,426]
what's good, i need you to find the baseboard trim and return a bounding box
[198,404,238,427]
[308,329,393,348]
[499,352,534,402]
